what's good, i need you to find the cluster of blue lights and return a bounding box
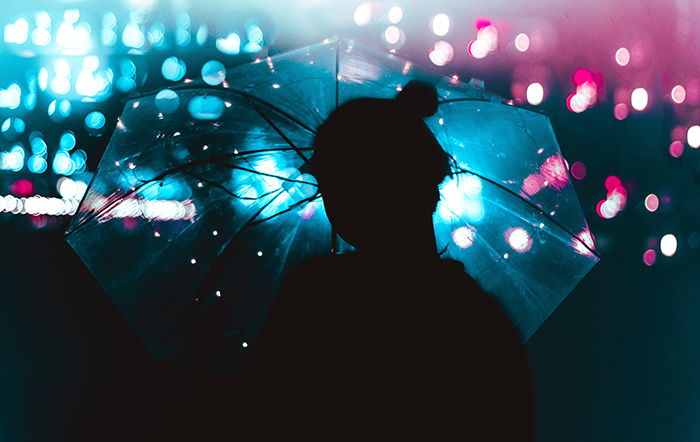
[52,130,87,176]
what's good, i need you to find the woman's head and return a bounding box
[311,80,450,250]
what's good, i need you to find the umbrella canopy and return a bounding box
[66,37,598,374]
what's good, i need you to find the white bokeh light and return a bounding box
[687,125,700,148]
[660,234,677,257]
[526,82,544,105]
[631,88,649,111]
[431,13,450,36]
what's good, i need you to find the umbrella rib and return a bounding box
[247,99,311,165]
[190,188,289,301]
[451,168,600,258]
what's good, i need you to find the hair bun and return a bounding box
[395,80,439,118]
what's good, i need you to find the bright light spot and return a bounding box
[631,88,649,111]
[388,6,404,24]
[644,194,659,212]
[216,290,222,297]
[660,234,677,257]
[671,85,686,104]
[242,342,248,348]
[122,22,145,48]
[4,18,29,44]
[161,57,187,82]
[60,131,76,150]
[384,26,402,45]
[154,231,160,237]
[514,33,530,52]
[216,32,241,55]
[615,47,630,66]
[196,23,208,46]
[84,111,106,130]
[506,227,532,253]
[188,95,225,120]
[212,230,218,236]
[50,77,71,95]
[571,161,586,180]
[257,251,263,256]
[201,60,226,86]
[613,103,629,120]
[431,13,451,36]
[429,40,454,66]
[190,258,197,264]
[353,2,373,26]
[669,140,684,158]
[687,125,700,148]
[0,84,22,109]
[643,249,656,266]
[452,226,475,249]
[526,82,544,105]
[27,155,47,174]
[57,177,87,199]
[32,27,51,46]
[467,38,489,59]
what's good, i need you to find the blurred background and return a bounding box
[1,0,699,440]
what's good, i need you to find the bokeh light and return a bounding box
[643,249,656,266]
[631,88,649,111]
[514,33,530,52]
[431,13,451,37]
[162,57,187,82]
[687,125,700,148]
[615,47,630,66]
[506,227,533,253]
[429,41,454,66]
[201,60,226,86]
[571,161,587,180]
[526,82,544,105]
[669,140,684,158]
[660,234,677,257]
[644,194,659,212]
[671,85,686,104]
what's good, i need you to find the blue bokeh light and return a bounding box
[188,95,225,120]
[84,111,106,130]
[161,56,186,82]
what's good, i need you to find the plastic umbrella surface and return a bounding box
[66,37,599,375]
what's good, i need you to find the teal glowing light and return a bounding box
[85,111,106,130]
[155,89,180,114]
[161,56,186,82]
[60,131,76,150]
[31,137,48,156]
[52,151,74,175]
[120,59,137,78]
[188,95,224,120]
[216,32,241,55]
[28,155,47,173]
[201,60,226,86]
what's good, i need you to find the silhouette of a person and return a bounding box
[245,81,533,440]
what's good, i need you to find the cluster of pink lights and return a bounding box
[596,176,627,219]
[467,19,498,60]
[521,154,570,196]
[566,69,602,114]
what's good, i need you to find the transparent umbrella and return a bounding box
[66,37,599,375]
